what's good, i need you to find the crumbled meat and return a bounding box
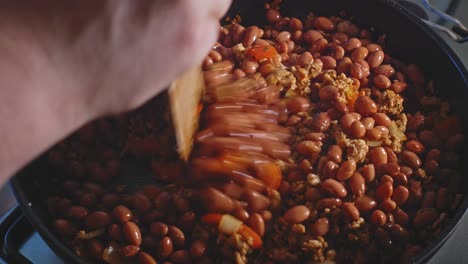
[349,217,365,230]
[266,67,297,92]
[292,224,306,234]
[307,173,321,186]
[331,122,369,163]
[376,90,404,115]
[302,236,328,262]
[313,70,357,106]
[232,43,247,62]
[395,113,408,132]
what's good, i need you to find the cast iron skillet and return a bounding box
[11,0,468,263]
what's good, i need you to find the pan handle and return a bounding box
[4,213,34,264]
[396,0,468,43]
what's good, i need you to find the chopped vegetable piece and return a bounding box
[247,45,279,61]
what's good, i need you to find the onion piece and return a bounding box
[75,228,105,240]
[389,121,407,141]
[366,140,382,147]
[102,242,125,264]
[218,214,243,235]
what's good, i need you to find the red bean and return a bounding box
[348,172,366,197]
[316,198,342,210]
[319,85,339,101]
[150,222,169,237]
[266,9,281,24]
[401,151,422,169]
[374,75,391,89]
[287,97,310,113]
[159,236,174,258]
[283,205,311,224]
[348,121,366,138]
[53,219,76,237]
[139,252,158,264]
[336,159,356,181]
[369,147,388,165]
[120,245,140,257]
[343,38,362,52]
[413,208,439,229]
[296,141,321,155]
[354,195,377,212]
[327,145,343,163]
[351,47,369,61]
[342,202,360,221]
[373,65,395,77]
[190,240,207,258]
[394,208,409,226]
[171,250,192,264]
[376,182,393,201]
[311,217,330,236]
[85,211,111,230]
[392,186,410,206]
[168,226,185,247]
[113,205,132,223]
[361,164,376,183]
[297,52,314,67]
[303,30,324,44]
[380,199,397,213]
[200,187,235,213]
[243,26,259,47]
[123,221,142,246]
[370,210,387,226]
[67,206,88,221]
[367,50,384,68]
[248,213,265,237]
[354,96,378,117]
[322,179,347,198]
[243,190,270,212]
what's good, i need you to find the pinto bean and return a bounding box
[327,145,343,163]
[283,205,311,224]
[369,147,388,165]
[367,50,384,68]
[336,159,356,181]
[370,210,387,226]
[360,164,376,183]
[348,172,366,197]
[392,186,410,206]
[380,199,397,213]
[401,151,422,169]
[248,213,265,237]
[123,221,142,246]
[310,217,330,236]
[321,179,347,198]
[354,195,377,212]
[303,30,324,44]
[200,187,235,213]
[373,65,395,77]
[316,198,342,210]
[354,96,378,117]
[342,202,360,221]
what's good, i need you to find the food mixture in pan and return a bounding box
[46,5,465,264]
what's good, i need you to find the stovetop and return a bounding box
[1,1,467,263]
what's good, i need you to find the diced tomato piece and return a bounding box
[254,162,282,190]
[201,213,223,225]
[247,45,279,61]
[238,224,263,249]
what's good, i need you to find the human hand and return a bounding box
[57,0,232,116]
[0,0,231,185]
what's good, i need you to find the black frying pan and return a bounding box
[11,0,468,263]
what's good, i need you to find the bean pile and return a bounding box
[46,6,465,264]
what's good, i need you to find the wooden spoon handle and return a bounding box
[168,66,205,161]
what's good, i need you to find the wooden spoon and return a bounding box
[168,66,205,161]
